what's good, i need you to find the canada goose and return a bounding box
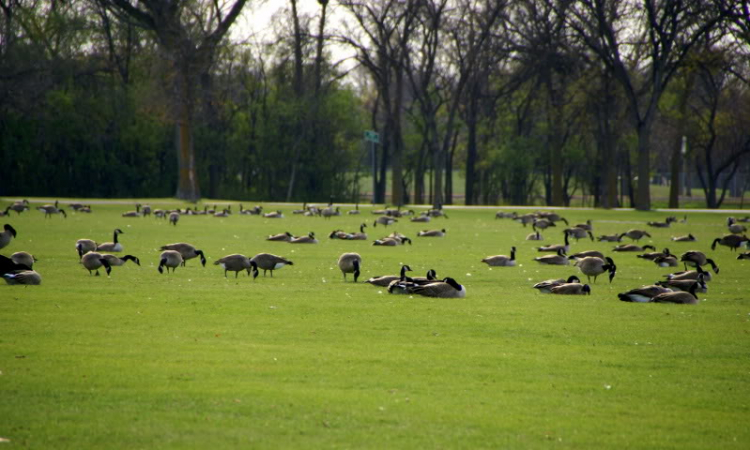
[679,251,719,273]
[647,217,676,228]
[322,207,341,219]
[516,214,536,226]
[711,234,749,251]
[290,232,318,244]
[374,216,397,227]
[426,208,448,218]
[565,227,594,242]
[251,253,293,277]
[538,231,570,253]
[0,254,31,274]
[613,244,656,252]
[574,220,593,231]
[372,236,411,246]
[38,201,66,218]
[3,270,41,285]
[550,283,591,295]
[418,229,446,237]
[0,224,17,250]
[651,281,700,304]
[366,265,413,287]
[636,248,673,260]
[329,229,351,240]
[737,251,750,260]
[526,231,543,241]
[212,254,257,278]
[568,250,604,260]
[657,273,708,293]
[153,209,167,218]
[534,248,569,265]
[482,247,517,267]
[532,275,581,293]
[653,254,679,267]
[532,219,555,231]
[727,217,747,234]
[348,224,368,240]
[671,234,696,242]
[408,277,465,298]
[9,200,29,215]
[96,229,124,252]
[597,234,623,242]
[411,269,438,284]
[169,212,179,226]
[214,209,230,217]
[158,250,184,274]
[664,264,711,282]
[11,251,36,269]
[79,205,92,213]
[122,204,141,217]
[267,232,294,242]
[263,210,284,219]
[80,252,112,276]
[0,206,12,216]
[619,229,651,242]
[348,204,361,215]
[140,205,151,217]
[75,239,97,258]
[101,254,140,267]
[538,212,568,224]
[159,243,206,267]
[410,214,431,223]
[618,285,673,303]
[575,256,616,283]
[495,211,516,219]
[337,252,361,282]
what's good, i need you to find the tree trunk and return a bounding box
[174,71,199,201]
[668,136,682,208]
[635,121,652,210]
[465,83,478,205]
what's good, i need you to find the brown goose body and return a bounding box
[651,282,700,304]
[96,229,124,252]
[213,254,256,278]
[613,244,655,252]
[568,250,604,260]
[712,234,749,251]
[408,277,465,298]
[81,252,112,276]
[597,234,622,242]
[101,254,140,267]
[482,247,517,267]
[366,265,413,287]
[680,251,719,273]
[11,251,36,269]
[418,229,446,237]
[3,270,42,285]
[38,201,67,218]
[534,249,569,265]
[267,232,293,242]
[160,243,206,267]
[575,256,617,283]
[618,285,672,303]
[550,283,591,295]
[251,253,293,277]
[620,229,651,242]
[290,232,318,244]
[532,275,581,294]
[337,253,362,282]
[158,250,184,274]
[671,234,696,242]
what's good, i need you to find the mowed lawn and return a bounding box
[1,201,749,449]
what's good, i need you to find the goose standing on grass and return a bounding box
[9,200,29,215]
[482,247,517,267]
[169,212,179,226]
[671,234,696,242]
[565,227,594,242]
[619,229,651,242]
[251,253,293,277]
[408,277,465,298]
[76,239,97,257]
[532,219,555,231]
[96,229,124,252]
[158,250,184,274]
[613,244,656,253]
[532,275,581,294]
[81,252,112,276]
[213,254,257,278]
[290,232,318,244]
[0,224,17,250]
[657,273,708,293]
[574,220,593,232]
[650,282,700,304]
[418,229,446,237]
[366,265,413,287]
[534,248,569,265]
[159,243,206,267]
[568,250,604,260]
[679,251,719,273]
[617,285,673,303]
[538,232,570,253]
[38,201,66,218]
[575,256,616,283]
[337,253,362,282]
[101,254,141,267]
[711,234,749,251]
[3,270,42,285]
[550,283,591,295]
[267,232,293,242]
[11,252,36,269]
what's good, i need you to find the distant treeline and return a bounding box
[1,1,749,209]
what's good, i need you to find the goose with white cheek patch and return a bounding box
[251,253,293,277]
[532,275,581,294]
[97,229,125,252]
[482,247,517,267]
[213,254,258,278]
[407,277,466,298]
[160,243,207,267]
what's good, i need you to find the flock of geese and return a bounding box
[1,199,749,303]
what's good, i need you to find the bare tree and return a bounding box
[101,0,248,201]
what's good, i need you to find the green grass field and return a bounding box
[1,200,749,449]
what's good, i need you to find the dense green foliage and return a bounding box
[1,200,749,448]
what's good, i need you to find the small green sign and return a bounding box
[364,130,380,143]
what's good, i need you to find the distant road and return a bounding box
[2,197,747,214]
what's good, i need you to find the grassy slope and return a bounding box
[1,202,749,449]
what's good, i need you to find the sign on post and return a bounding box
[364,130,380,143]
